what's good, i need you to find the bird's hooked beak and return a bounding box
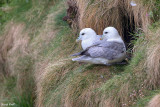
[76,36,82,42]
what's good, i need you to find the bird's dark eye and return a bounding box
[81,33,85,35]
[105,32,108,34]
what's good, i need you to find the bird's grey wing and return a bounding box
[71,42,100,56]
[82,42,126,60]
[99,41,125,52]
[85,47,119,60]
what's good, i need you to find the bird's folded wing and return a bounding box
[82,42,125,60]
[71,42,102,56]
[98,41,125,52]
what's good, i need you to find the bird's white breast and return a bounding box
[81,38,96,50]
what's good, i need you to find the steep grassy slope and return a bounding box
[0,0,160,107]
[0,0,60,106]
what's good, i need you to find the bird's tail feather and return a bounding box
[72,56,89,61]
[72,57,83,61]
[70,51,84,56]
[71,52,81,56]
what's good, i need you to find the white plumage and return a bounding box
[76,28,102,50]
[130,1,137,6]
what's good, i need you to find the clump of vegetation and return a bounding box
[0,55,34,107]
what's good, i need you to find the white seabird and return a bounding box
[76,28,102,50]
[130,1,137,6]
[72,27,126,65]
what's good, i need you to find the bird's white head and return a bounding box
[102,27,123,42]
[76,28,97,42]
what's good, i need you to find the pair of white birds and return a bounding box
[71,27,126,66]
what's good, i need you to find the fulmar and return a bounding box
[72,27,126,65]
[76,28,102,50]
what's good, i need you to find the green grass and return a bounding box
[4,77,16,91]
[0,0,32,35]
[43,66,81,107]
[2,92,34,107]
[0,0,32,25]
[10,92,34,107]
[40,7,76,59]
[15,55,34,73]
[38,6,79,106]
[29,4,79,106]
[55,9,69,27]
[142,0,160,22]
[0,55,34,107]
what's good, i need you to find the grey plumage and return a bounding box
[73,41,125,60]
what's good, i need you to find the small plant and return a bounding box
[12,92,34,107]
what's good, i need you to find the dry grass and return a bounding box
[33,4,78,106]
[30,11,58,59]
[0,23,29,75]
[34,11,61,107]
[99,98,115,107]
[64,65,111,107]
[148,94,160,107]
[146,29,160,88]
[35,60,76,107]
[0,21,34,106]
[68,0,151,37]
